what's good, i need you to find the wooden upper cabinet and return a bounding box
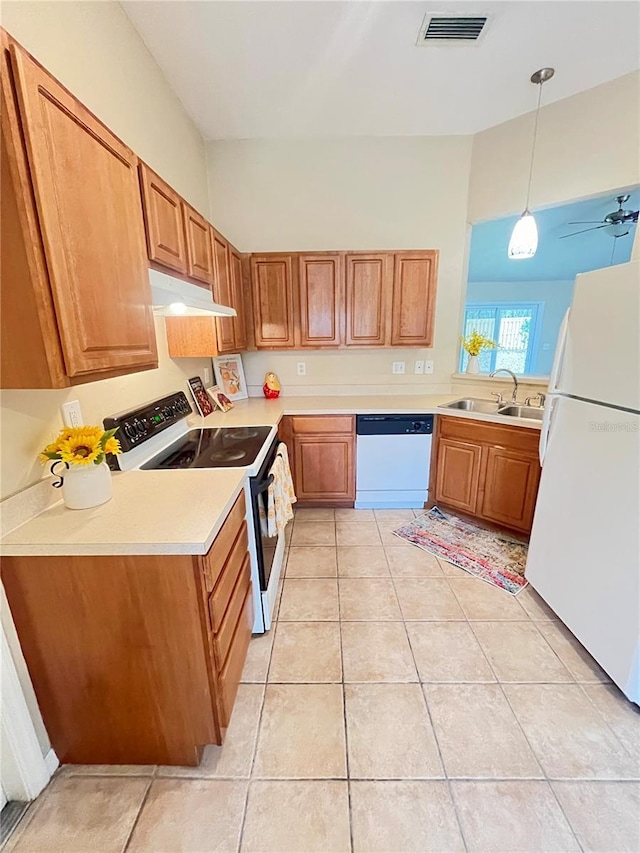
[138,163,187,275]
[212,230,236,352]
[298,254,343,348]
[229,245,249,351]
[183,204,214,286]
[5,41,158,380]
[390,251,439,347]
[345,253,392,346]
[250,255,295,348]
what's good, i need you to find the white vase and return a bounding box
[466,355,480,374]
[60,461,112,510]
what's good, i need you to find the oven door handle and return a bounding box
[251,473,274,497]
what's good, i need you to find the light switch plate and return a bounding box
[414,360,425,375]
[61,400,83,428]
[297,362,306,376]
[424,360,434,374]
[392,361,406,375]
[203,367,211,385]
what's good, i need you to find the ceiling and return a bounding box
[121,1,640,140]
[468,188,640,283]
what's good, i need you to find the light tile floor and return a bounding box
[6,507,640,852]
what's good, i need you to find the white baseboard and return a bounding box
[43,749,59,777]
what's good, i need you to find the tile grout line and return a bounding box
[384,538,471,853]
[236,576,281,853]
[444,550,587,852]
[121,776,154,853]
[336,546,355,853]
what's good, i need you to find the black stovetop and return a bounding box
[141,426,272,470]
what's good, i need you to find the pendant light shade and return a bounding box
[508,67,554,260]
[508,209,538,259]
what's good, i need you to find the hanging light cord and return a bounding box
[524,82,544,212]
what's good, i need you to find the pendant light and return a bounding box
[508,67,555,259]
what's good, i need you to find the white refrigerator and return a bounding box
[525,260,640,704]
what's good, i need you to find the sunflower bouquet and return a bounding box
[40,426,121,467]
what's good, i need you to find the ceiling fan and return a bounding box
[560,194,639,240]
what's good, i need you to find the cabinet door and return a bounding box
[293,434,355,502]
[229,245,248,351]
[138,163,187,275]
[212,230,236,352]
[183,204,214,286]
[480,447,541,533]
[390,251,438,347]
[345,253,392,346]
[250,255,295,348]
[434,438,482,515]
[298,254,343,347]
[9,44,157,378]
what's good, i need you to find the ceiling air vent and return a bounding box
[417,14,489,45]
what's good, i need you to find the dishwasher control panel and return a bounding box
[356,415,434,435]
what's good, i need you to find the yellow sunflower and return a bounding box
[39,440,63,464]
[58,432,103,466]
[104,436,121,456]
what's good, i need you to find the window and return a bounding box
[459,303,542,374]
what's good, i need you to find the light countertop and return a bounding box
[1,468,246,557]
[192,394,543,431]
[1,393,540,558]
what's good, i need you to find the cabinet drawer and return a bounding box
[219,587,254,727]
[203,493,246,592]
[438,416,539,454]
[291,415,354,435]
[213,556,251,670]
[208,524,249,632]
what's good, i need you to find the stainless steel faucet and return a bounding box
[490,368,519,402]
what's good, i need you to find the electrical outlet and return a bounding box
[392,361,406,375]
[61,400,83,427]
[203,367,211,385]
[424,360,434,375]
[414,360,425,375]
[297,362,306,376]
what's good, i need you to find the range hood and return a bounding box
[149,268,236,317]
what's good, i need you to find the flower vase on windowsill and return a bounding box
[460,331,497,375]
[466,355,480,374]
[40,426,122,510]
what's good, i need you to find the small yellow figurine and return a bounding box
[263,371,281,399]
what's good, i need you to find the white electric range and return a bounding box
[104,391,282,633]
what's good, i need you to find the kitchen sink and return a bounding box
[439,398,544,421]
[440,398,501,414]
[497,404,545,421]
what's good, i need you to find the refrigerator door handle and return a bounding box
[539,395,557,466]
[549,308,570,394]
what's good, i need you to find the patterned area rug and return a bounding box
[394,507,529,595]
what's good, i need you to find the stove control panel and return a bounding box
[103,391,192,453]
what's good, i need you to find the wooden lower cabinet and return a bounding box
[433,417,541,534]
[281,415,355,505]
[2,493,252,766]
[435,438,482,515]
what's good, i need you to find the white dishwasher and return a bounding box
[355,414,434,509]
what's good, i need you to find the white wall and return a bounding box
[469,71,640,223]
[207,136,474,394]
[0,0,209,214]
[465,280,574,376]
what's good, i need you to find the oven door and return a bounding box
[250,438,281,591]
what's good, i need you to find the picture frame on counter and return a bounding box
[212,354,248,402]
[187,375,214,417]
[207,384,234,413]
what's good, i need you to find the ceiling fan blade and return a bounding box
[566,220,607,225]
[560,224,610,239]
